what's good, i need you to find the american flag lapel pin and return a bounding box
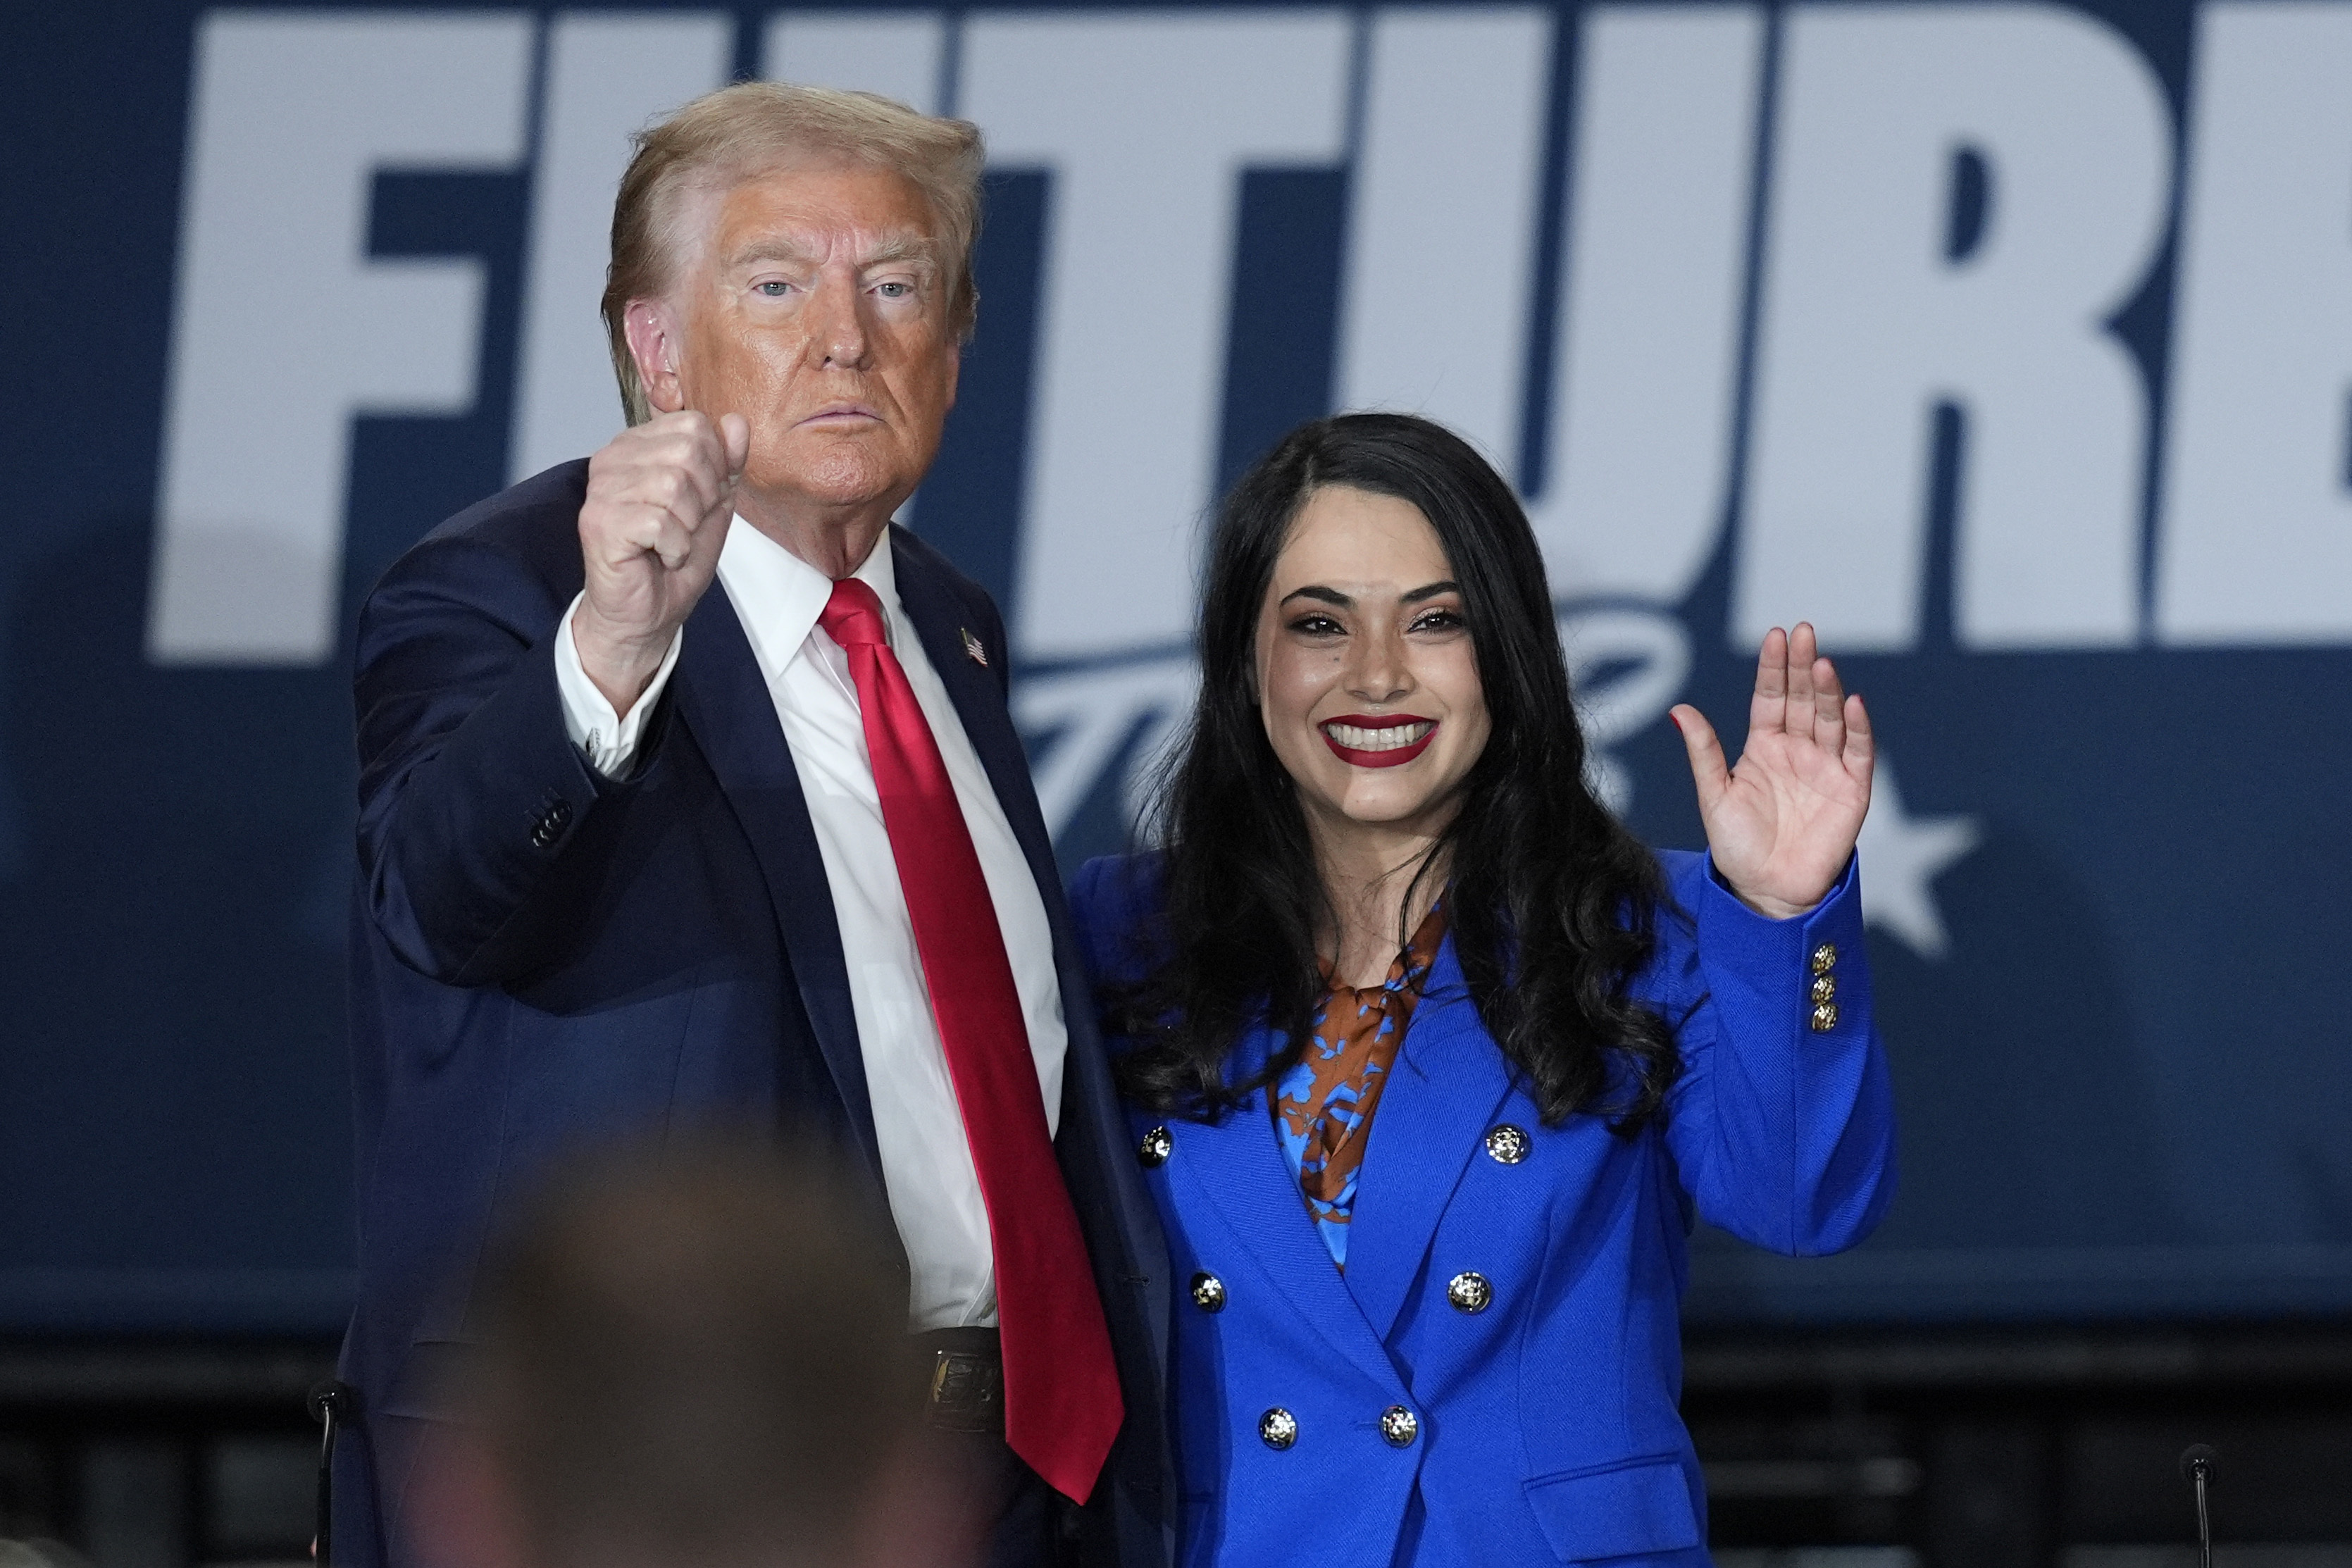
[960,628,988,667]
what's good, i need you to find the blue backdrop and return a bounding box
[5,0,2349,1333]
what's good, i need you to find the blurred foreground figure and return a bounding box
[413,1139,973,1568]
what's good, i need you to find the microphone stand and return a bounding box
[2179,1443,2218,1568]
[310,1381,353,1568]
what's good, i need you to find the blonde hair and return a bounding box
[601,80,985,425]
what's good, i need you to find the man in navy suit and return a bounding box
[340,82,1168,1568]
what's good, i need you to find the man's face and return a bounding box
[659,160,959,518]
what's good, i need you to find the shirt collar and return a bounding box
[714,516,900,682]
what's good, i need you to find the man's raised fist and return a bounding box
[573,409,751,714]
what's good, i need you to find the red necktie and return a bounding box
[818,577,1122,1504]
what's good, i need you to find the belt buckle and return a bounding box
[927,1348,1003,1434]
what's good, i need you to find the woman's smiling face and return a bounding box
[1253,483,1492,841]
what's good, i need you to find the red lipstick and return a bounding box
[1319,713,1437,769]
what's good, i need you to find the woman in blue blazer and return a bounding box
[1068,413,1896,1567]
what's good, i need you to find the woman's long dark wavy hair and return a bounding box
[1111,412,1684,1131]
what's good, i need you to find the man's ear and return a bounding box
[623,299,687,414]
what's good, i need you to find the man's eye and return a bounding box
[875,281,911,298]
[757,280,791,297]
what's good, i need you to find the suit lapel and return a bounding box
[886,531,1070,916]
[671,583,881,1178]
[1342,935,1515,1342]
[1174,1023,1402,1380]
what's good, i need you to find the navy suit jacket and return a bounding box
[1069,850,1896,1568]
[336,460,1173,1567]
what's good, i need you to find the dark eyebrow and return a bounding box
[1279,585,1352,609]
[1278,580,1460,610]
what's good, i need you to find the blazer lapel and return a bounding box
[671,583,881,1179]
[1173,1022,1403,1382]
[1342,936,1515,1342]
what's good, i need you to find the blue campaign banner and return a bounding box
[4,0,2349,1334]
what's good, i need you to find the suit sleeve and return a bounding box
[552,590,683,777]
[352,535,635,985]
[1658,852,1898,1256]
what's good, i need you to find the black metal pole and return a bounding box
[2194,1468,2213,1568]
[309,1381,352,1568]
[2180,1443,2219,1568]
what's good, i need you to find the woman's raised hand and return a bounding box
[1668,623,1872,920]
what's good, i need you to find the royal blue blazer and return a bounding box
[1069,850,1896,1568]
[339,461,1173,1568]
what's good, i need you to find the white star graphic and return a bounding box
[1856,757,1980,960]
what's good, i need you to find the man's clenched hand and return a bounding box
[573,410,751,715]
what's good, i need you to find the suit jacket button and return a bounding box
[1810,1001,1839,1033]
[1810,942,1838,975]
[1380,1406,1419,1447]
[1811,973,1836,1004]
[1483,1125,1531,1164]
[1258,1408,1298,1450]
[1190,1272,1227,1312]
[1446,1271,1493,1313]
[1138,1126,1173,1166]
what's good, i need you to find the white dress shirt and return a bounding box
[553,521,1068,1331]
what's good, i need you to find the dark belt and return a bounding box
[914,1326,1004,1435]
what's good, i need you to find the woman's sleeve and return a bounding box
[1067,854,1120,986]
[1657,852,1898,1256]
[1068,852,1159,988]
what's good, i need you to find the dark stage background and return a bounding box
[4,1,2351,1563]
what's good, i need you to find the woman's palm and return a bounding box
[1669,623,1872,920]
